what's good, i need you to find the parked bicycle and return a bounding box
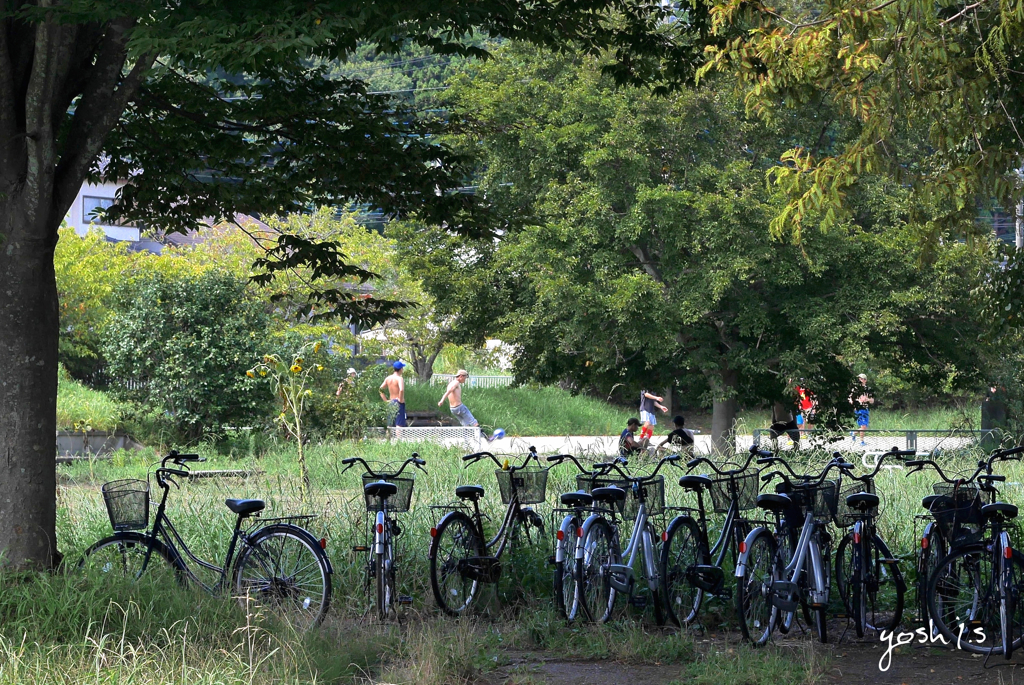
[661,446,761,627]
[81,450,333,630]
[546,453,624,622]
[574,455,681,624]
[833,448,911,637]
[341,453,426,620]
[428,448,547,616]
[909,445,1024,657]
[736,453,847,645]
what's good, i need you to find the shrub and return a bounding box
[103,270,272,441]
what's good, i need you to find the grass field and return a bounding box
[34,433,1022,683]
[56,369,126,432]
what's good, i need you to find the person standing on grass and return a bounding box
[850,373,874,446]
[439,370,503,442]
[379,361,407,427]
[639,389,669,439]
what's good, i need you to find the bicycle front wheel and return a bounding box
[927,544,1024,655]
[233,523,332,630]
[661,515,708,627]
[429,511,483,616]
[736,529,777,646]
[578,517,620,623]
[80,532,185,585]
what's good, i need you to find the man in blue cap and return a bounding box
[379,361,407,427]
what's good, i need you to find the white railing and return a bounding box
[428,374,514,388]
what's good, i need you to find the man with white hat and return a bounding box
[438,370,504,442]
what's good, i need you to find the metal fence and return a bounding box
[364,426,482,447]
[426,374,514,389]
[752,428,1002,454]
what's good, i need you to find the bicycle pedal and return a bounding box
[398,596,414,605]
[629,596,648,608]
[769,580,801,612]
[547,555,556,565]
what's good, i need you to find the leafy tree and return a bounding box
[103,270,270,442]
[421,47,993,451]
[0,0,704,567]
[54,227,134,380]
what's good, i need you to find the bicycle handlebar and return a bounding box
[341,454,427,478]
[547,454,588,473]
[462,447,541,471]
[688,447,758,476]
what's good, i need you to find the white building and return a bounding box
[63,180,140,243]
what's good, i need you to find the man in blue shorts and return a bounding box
[849,373,874,445]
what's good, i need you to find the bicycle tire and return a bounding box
[736,529,777,646]
[80,532,185,584]
[812,534,831,644]
[376,532,396,621]
[429,511,483,616]
[643,521,665,627]
[554,516,582,621]
[661,515,707,627]
[578,517,620,623]
[774,526,800,635]
[927,544,1024,655]
[233,523,332,630]
[917,523,945,633]
[835,531,863,637]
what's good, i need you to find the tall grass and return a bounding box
[56,368,125,432]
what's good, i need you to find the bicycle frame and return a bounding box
[577,490,659,598]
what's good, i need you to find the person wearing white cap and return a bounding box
[438,370,504,442]
[849,373,874,445]
[336,367,359,396]
[380,361,407,427]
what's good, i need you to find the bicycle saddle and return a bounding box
[561,491,594,507]
[846,492,880,510]
[981,501,1019,520]
[364,480,399,500]
[679,475,713,491]
[225,498,265,516]
[921,494,944,510]
[455,484,485,501]
[756,493,792,512]
[591,486,626,503]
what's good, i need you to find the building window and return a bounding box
[82,196,128,226]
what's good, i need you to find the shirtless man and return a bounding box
[438,369,477,427]
[379,361,407,427]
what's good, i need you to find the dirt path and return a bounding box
[484,627,1024,685]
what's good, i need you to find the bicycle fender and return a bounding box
[375,510,386,555]
[576,513,608,561]
[428,510,473,559]
[735,525,769,578]
[555,514,577,564]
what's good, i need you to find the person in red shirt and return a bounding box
[795,383,816,431]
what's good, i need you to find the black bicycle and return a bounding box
[81,450,333,630]
[661,446,761,627]
[833,448,911,637]
[341,454,426,620]
[428,448,547,616]
[909,445,1024,656]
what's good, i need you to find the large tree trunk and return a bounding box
[0,206,60,569]
[710,369,738,456]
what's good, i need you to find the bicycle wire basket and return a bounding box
[708,471,759,513]
[101,479,150,531]
[929,482,994,547]
[362,473,415,513]
[495,467,549,505]
[574,473,665,518]
[835,477,877,527]
[788,480,838,520]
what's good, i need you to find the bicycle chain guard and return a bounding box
[686,564,725,594]
[458,556,502,583]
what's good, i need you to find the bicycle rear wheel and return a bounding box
[429,511,483,616]
[376,532,396,621]
[578,517,620,623]
[554,516,582,621]
[736,529,777,646]
[661,515,708,627]
[927,544,1024,654]
[233,523,332,630]
[917,523,946,630]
